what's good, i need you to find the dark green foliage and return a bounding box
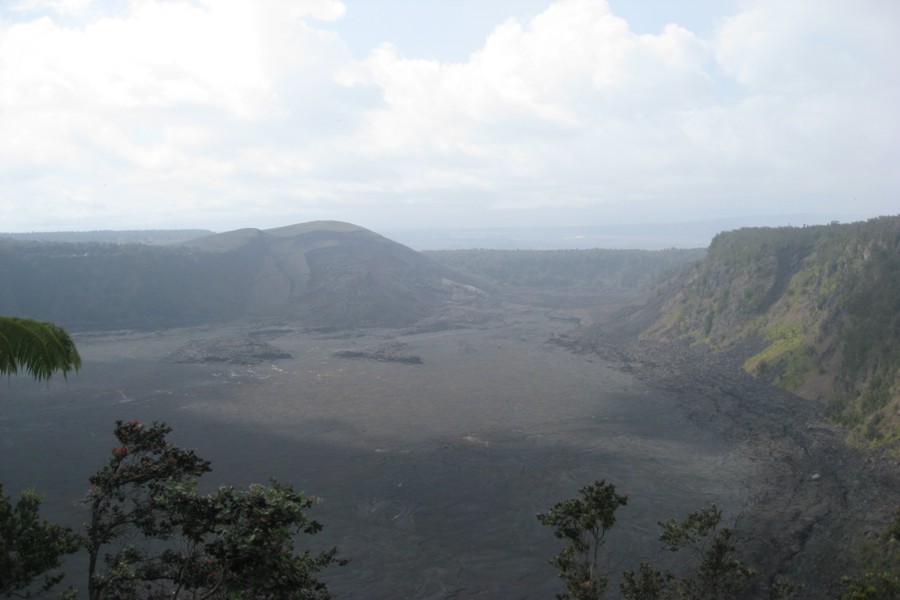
[87,420,343,599]
[0,486,81,598]
[768,578,803,599]
[838,509,900,599]
[0,316,81,381]
[839,572,900,600]
[827,223,900,439]
[620,563,673,600]
[620,506,755,600]
[1,318,81,597]
[167,481,342,599]
[536,480,628,599]
[86,420,212,599]
[662,216,900,444]
[538,483,756,600]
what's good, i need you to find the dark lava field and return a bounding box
[2,300,762,599]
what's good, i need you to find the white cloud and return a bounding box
[359,0,710,135]
[12,0,93,16]
[333,0,898,223]
[338,0,717,214]
[714,0,900,97]
[0,0,897,233]
[707,0,900,193]
[0,3,277,117]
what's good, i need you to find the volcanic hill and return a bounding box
[0,221,477,331]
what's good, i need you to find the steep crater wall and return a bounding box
[626,216,900,446]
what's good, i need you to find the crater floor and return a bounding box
[2,305,760,598]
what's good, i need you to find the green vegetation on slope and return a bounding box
[644,216,900,446]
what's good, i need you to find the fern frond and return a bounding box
[0,317,81,381]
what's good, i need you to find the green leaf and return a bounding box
[0,316,81,381]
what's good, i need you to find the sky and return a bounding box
[0,0,898,234]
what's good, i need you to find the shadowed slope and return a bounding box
[181,221,459,328]
[0,222,474,330]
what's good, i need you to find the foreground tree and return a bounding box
[0,316,81,381]
[620,505,755,600]
[1,317,81,598]
[838,508,900,599]
[537,479,628,599]
[0,486,81,599]
[87,420,344,599]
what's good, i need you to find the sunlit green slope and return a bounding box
[644,216,900,445]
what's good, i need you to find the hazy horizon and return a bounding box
[1,212,877,251]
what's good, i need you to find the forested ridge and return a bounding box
[643,216,900,445]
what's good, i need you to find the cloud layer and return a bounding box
[1,0,897,232]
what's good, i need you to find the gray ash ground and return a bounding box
[558,330,900,599]
[2,297,895,598]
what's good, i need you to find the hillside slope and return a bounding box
[640,216,900,445]
[179,221,463,328]
[0,221,470,330]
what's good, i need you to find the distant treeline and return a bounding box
[424,247,707,290]
[0,229,213,245]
